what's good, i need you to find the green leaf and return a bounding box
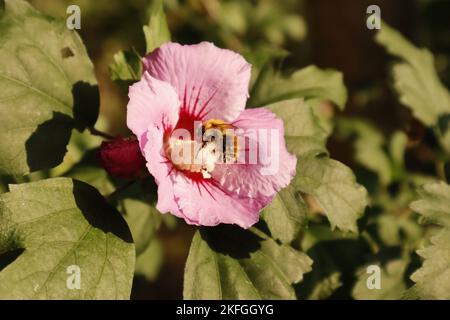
[297,226,365,299]
[389,131,408,169]
[109,49,142,91]
[112,178,161,256]
[294,154,368,233]
[66,159,162,256]
[183,226,312,299]
[446,162,450,182]
[302,225,359,250]
[439,115,450,154]
[143,0,171,54]
[51,128,103,177]
[410,182,450,226]
[0,178,6,194]
[161,213,178,230]
[65,153,115,195]
[266,98,328,157]
[249,65,347,110]
[408,229,450,300]
[373,214,422,247]
[261,183,307,244]
[244,46,289,90]
[297,227,345,300]
[408,182,450,299]
[0,178,135,299]
[0,0,99,176]
[336,118,392,185]
[305,98,336,136]
[296,249,342,300]
[352,258,409,300]
[375,22,450,127]
[110,50,141,82]
[135,238,163,282]
[121,197,161,255]
[388,130,409,181]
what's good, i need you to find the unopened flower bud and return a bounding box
[99,137,146,179]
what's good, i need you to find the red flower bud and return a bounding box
[99,137,146,179]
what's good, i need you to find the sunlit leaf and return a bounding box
[0,178,135,299]
[294,154,368,233]
[143,0,171,54]
[184,226,312,299]
[266,98,328,157]
[376,22,450,153]
[411,182,450,226]
[408,182,450,299]
[249,65,347,110]
[373,214,422,247]
[261,183,308,244]
[336,118,392,185]
[109,49,142,90]
[352,258,409,300]
[389,131,408,169]
[0,0,98,175]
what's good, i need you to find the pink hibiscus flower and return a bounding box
[127,42,297,229]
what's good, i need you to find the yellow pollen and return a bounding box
[164,119,239,178]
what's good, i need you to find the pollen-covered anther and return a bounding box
[164,119,238,179]
[164,138,220,179]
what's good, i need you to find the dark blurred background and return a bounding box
[28,0,450,299]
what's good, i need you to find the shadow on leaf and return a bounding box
[72,179,133,244]
[25,111,73,172]
[296,238,370,299]
[72,81,100,130]
[0,248,24,272]
[199,225,262,259]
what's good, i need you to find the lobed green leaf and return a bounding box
[408,182,450,299]
[143,0,171,54]
[249,65,347,110]
[183,226,312,299]
[294,154,368,233]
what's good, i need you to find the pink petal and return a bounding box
[143,126,269,228]
[172,171,272,229]
[143,42,251,122]
[126,71,181,215]
[212,108,297,198]
[142,126,182,217]
[127,71,180,141]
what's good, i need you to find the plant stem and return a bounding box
[88,126,115,140]
[106,180,137,202]
[248,226,270,240]
[436,160,447,182]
